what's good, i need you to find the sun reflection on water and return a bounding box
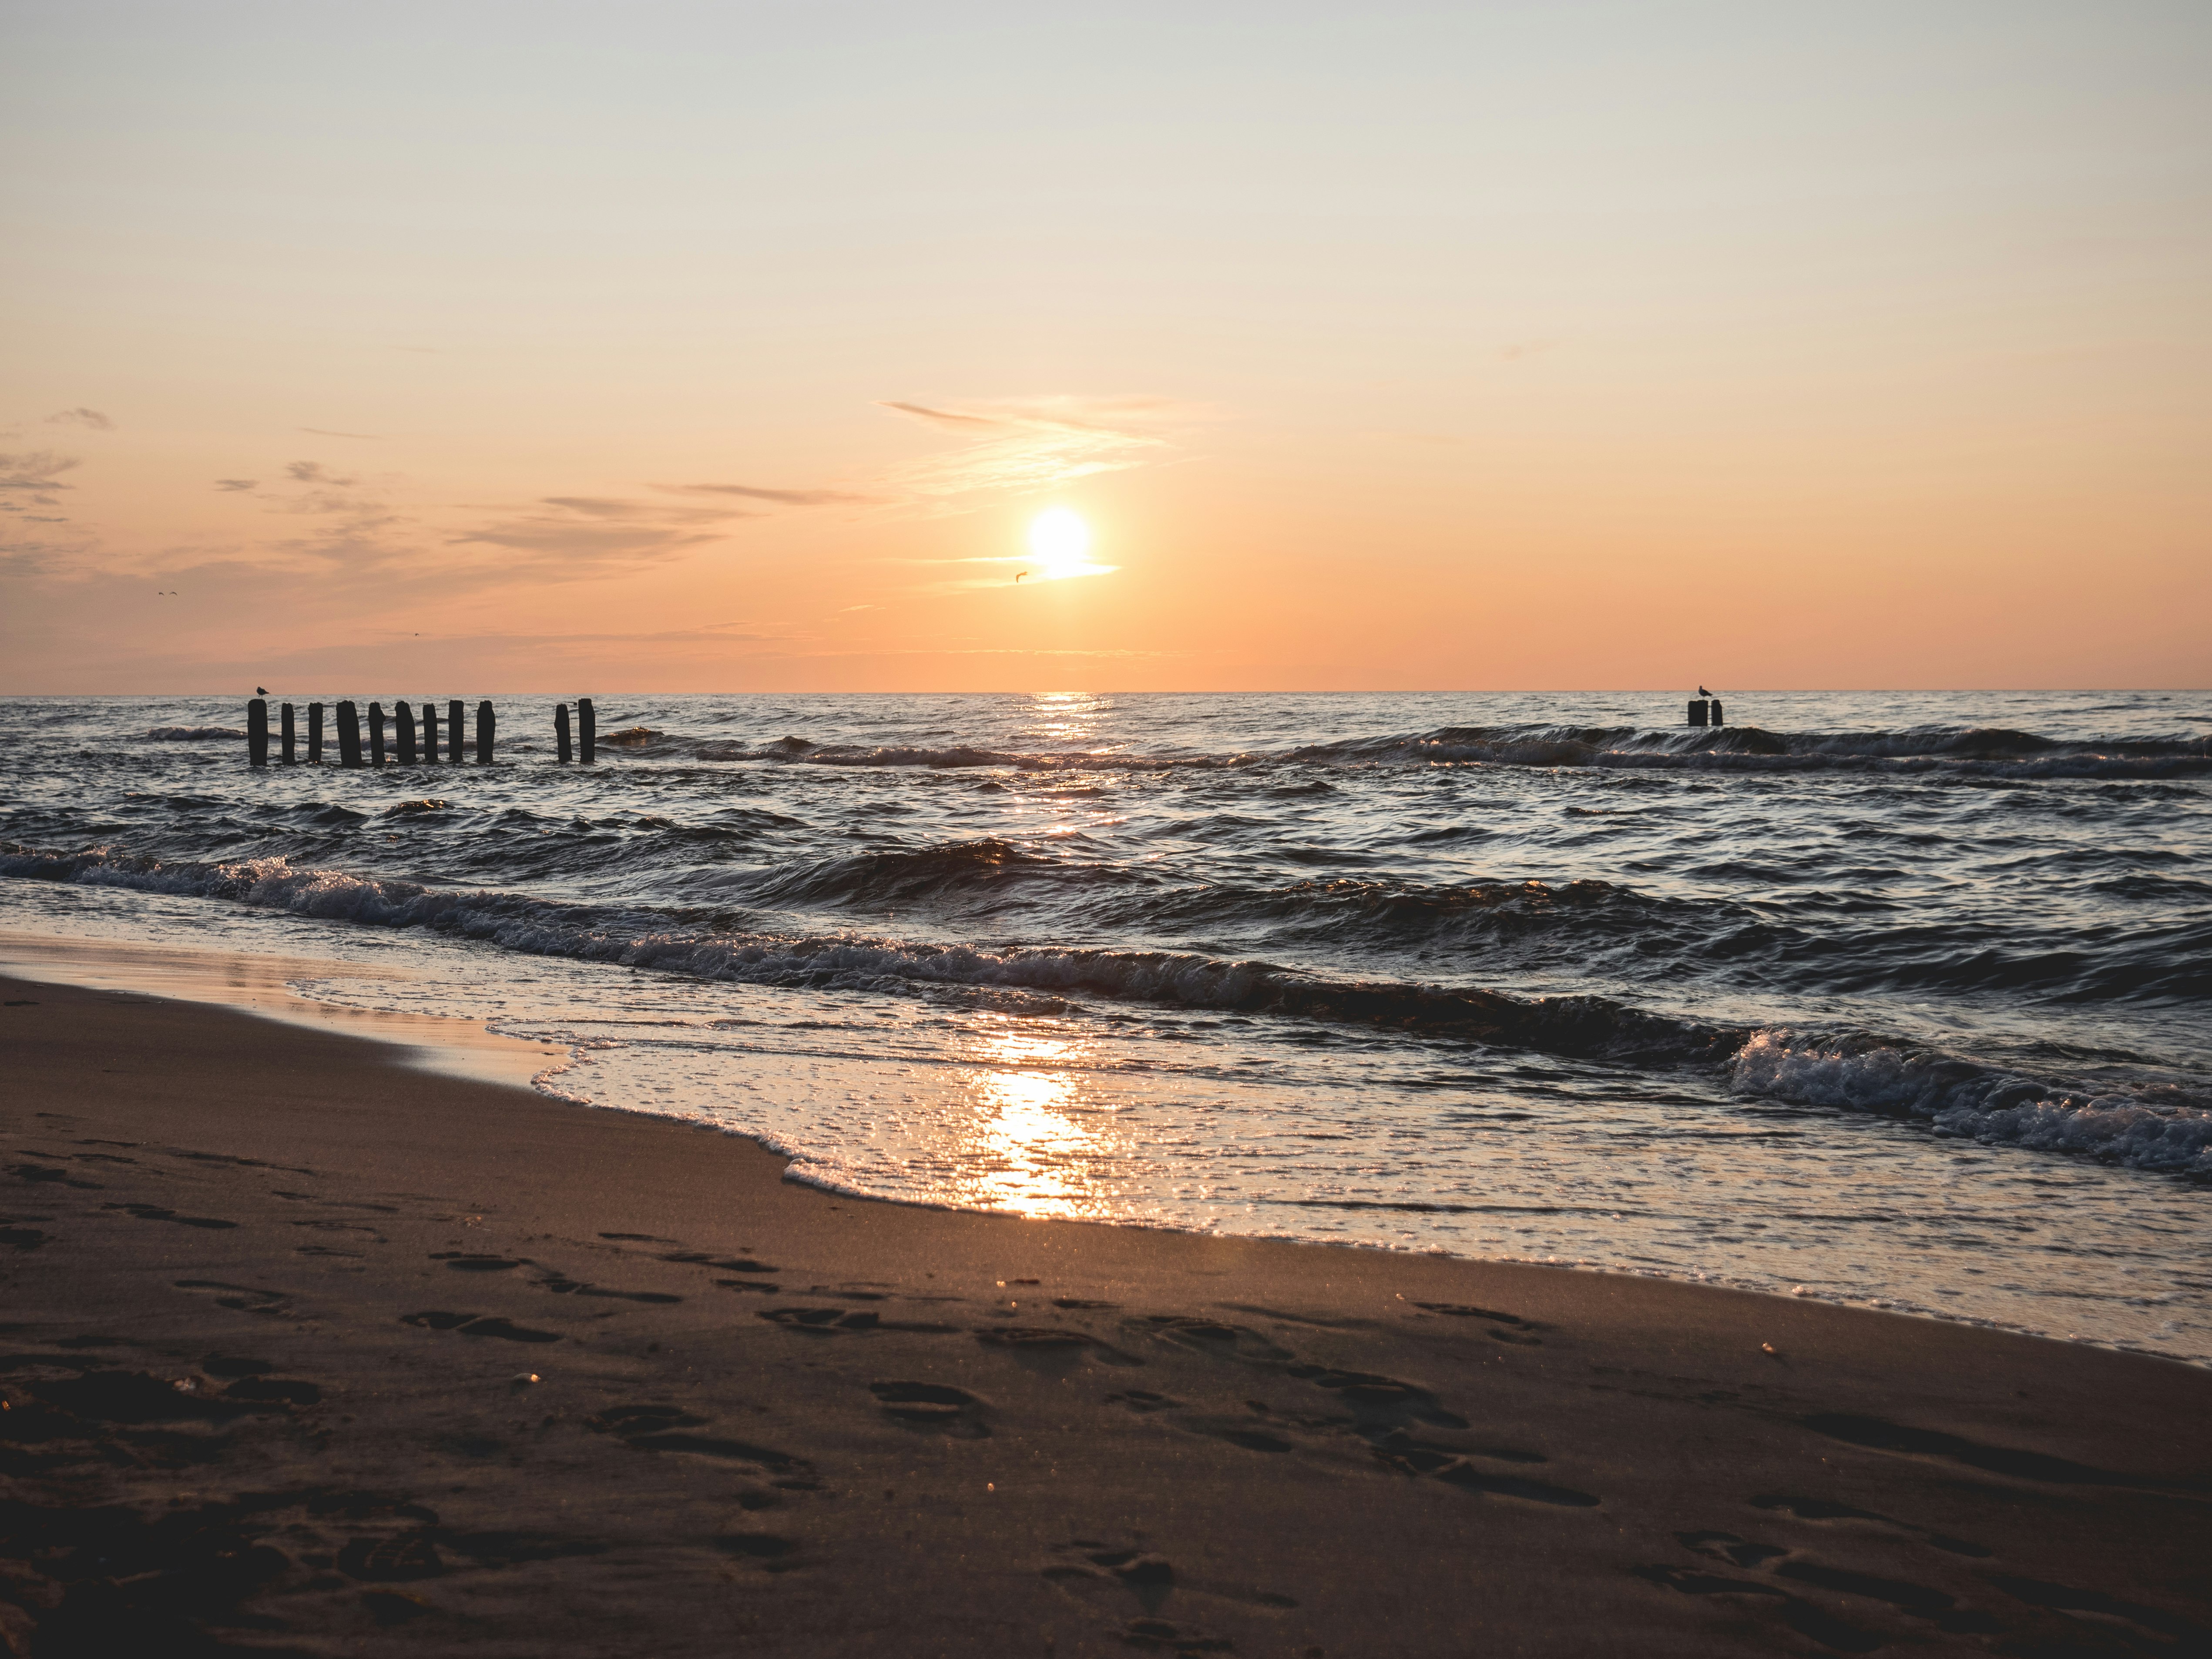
[955,1024,1118,1219]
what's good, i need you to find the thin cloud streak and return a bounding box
[871,395,1195,510]
[660,482,877,507]
[0,453,81,493]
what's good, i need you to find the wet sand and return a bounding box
[3,971,2207,1657]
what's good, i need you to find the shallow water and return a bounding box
[4,691,2208,1360]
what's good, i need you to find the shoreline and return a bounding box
[4,969,2208,1655]
[5,925,2203,1373]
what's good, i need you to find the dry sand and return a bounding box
[2,971,2206,1657]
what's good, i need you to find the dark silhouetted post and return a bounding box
[422,701,439,762]
[555,702,572,762]
[396,701,417,764]
[368,702,387,766]
[476,700,495,764]
[1687,699,1709,728]
[1710,699,1725,727]
[337,701,362,767]
[309,703,325,763]
[247,699,269,766]
[281,703,296,764]
[579,697,596,763]
[448,700,464,763]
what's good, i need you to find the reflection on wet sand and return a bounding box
[0,930,561,1091]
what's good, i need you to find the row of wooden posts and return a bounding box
[245,698,596,767]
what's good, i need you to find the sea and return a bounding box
[4,691,2209,1363]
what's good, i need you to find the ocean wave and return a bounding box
[0,842,1741,1065]
[1730,1030,2212,1177]
[1282,723,2212,777]
[147,725,248,741]
[7,840,2206,1176]
[597,722,2211,779]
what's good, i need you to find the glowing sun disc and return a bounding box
[1028,507,1090,568]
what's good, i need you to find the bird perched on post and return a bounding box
[256,686,269,696]
[1698,686,1711,697]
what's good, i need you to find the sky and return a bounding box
[3,0,2207,693]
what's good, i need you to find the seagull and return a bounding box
[1698,685,1712,697]
[256,686,269,696]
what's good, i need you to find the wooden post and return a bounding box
[336,701,362,767]
[247,699,269,766]
[422,701,438,762]
[579,697,596,764]
[281,703,296,764]
[1687,699,1709,727]
[396,701,417,764]
[1710,699,1725,728]
[476,699,495,765]
[555,702,572,762]
[448,700,464,764]
[368,702,387,766]
[309,703,325,763]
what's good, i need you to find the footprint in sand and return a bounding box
[110,1202,237,1229]
[587,1404,812,1477]
[1750,1493,1991,1558]
[870,1380,990,1438]
[400,1312,560,1343]
[1408,1300,1544,1344]
[533,1274,683,1303]
[975,1327,1143,1366]
[718,1532,802,1572]
[173,1278,289,1313]
[1138,1315,1292,1365]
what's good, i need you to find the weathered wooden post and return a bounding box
[396,701,418,764]
[1687,699,1709,727]
[368,702,388,766]
[555,702,572,762]
[579,697,596,764]
[475,699,495,764]
[421,701,438,762]
[309,703,325,763]
[281,703,296,764]
[1709,699,1725,728]
[336,701,362,768]
[447,700,464,763]
[247,698,269,766]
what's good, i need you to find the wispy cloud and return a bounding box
[448,495,748,571]
[46,408,114,431]
[298,427,381,440]
[0,452,79,493]
[285,460,357,487]
[872,395,1194,509]
[213,478,259,492]
[659,482,876,507]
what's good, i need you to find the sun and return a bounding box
[1028,507,1090,571]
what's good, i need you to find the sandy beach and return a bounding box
[3,969,2207,1657]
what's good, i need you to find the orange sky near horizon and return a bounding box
[4,2,2208,693]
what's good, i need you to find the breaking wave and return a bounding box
[597,721,2212,779]
[7,839,2203,1177]
[1731,1031,2212,1178]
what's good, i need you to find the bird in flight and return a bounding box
[1014,571,1027,583]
